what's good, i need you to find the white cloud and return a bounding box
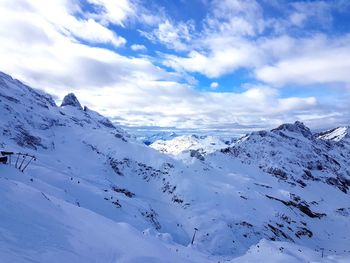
[289,12,307,27]
[0,0,126,47]
[86,0,135,26]
[289,1,333,28]
[205,0,264,37]
[67,18,126,47]
[131,44,147,51]
[140,19,195,51]
[76,84,322,130]
[163,37,262,78]
[255,38,350,86]
[210,82,219,89]
[0,0,174,91]
[157,0,267,77]
[157,0,350,90]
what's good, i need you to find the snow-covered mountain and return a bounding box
[150,134,234,162]
[138,131,178,145]
[219,121,350,193]
[317,126,350,142]
[1,71,350,262]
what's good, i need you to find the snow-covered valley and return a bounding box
[1,71,350,262]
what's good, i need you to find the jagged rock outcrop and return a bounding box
[271,121,313,139]
[61,93,83,109]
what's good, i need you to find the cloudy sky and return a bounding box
[0,0,350,133]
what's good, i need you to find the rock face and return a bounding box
[271,121,313,139]
[60,93,83,109]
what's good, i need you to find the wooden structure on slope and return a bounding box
[0,151,36,172]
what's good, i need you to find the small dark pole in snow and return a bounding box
[21,156,36,172]
[18,154,27,171]
[321,248,324,258]
[15,153,20,168]
[191,228,198,245]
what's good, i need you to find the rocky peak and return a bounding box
[271,121,312,139]
[60,93,82,110]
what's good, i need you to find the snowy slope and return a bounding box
[317,127,350,142]
[200,121,350,255]
[150,134,233,162]
[0,166,211,263]
[0,72,213,262]
[139,131,178,145]
[228,239,350,263]
[1,71,350,262]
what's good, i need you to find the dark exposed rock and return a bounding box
[239,221,253,228]
[271,121,313,139]
[112,200,122,208]
[295,227,313,238]
[112,187,135,198]
[279,214,292,224]
[13,126,45,150]
[189,149,205,161]
[296,179,307,188]
[335,207,350,216]
[267,224,294,242]
[98,118,115,129]
[265,195,326,219]
[162,182,176,194]
[254,183,272,189]
[141,208,161,230]
[0,93,19,103]
[61,93,83,110]
[302,170,319,181]
[220,147,232,154]
[266,167,288,180]
[114,133,126,141]
[326,177,349,193]
[109,158,124,176]
[172,196,184,203]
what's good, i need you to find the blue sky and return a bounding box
[0,0,350,133]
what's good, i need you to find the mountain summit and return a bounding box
[60,92,83,109]
[271,121,313,139]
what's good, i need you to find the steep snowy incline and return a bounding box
[0,71,215,262]
[0,166,212,263]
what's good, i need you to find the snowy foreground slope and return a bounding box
[1,71,350,262]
